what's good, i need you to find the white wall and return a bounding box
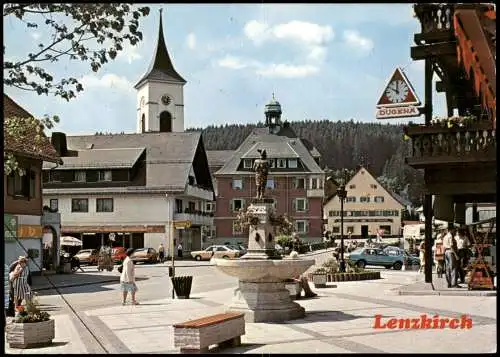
[43,194,173,225]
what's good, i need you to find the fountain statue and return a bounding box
[214,148,315,322]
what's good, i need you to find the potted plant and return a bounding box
[6,294,54,348]
[312,267,328,288]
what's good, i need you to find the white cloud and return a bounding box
[218,55,249,70]
[307,46,327,63]
[186,33,196,50]
[243,20,334,48]
[256,63,319,78]
[343,30,374,53]
[80,73,133,93]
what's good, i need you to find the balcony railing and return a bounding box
[414,4,456,37]
[174,212,213,227]
[404,121,496,168]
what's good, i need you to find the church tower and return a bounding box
[135,9,186,133]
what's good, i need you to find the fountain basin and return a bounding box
[214,257,315,322]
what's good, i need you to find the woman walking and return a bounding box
[9,256,32,307]
[120,248,139,305]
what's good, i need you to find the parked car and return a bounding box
[228,244,247,256]
[74,249,99,265]
[112,247,128,263]
[191,245,239,261]
[130,248,158,264]
[347,247,407,270]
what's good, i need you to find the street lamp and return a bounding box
[336,170,348,273]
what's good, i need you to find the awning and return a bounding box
[60,236,83,246]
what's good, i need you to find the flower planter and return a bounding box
[312,274,327,288]
[285,282,301,300]
[6,319,55,348]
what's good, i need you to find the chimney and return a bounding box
[51,132,68,157]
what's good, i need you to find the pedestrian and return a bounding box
[455,228,470,284]
[158,243,165,263]
[177,243,183,259]
[433,232,445,278]
[9,256,32,308]
[4,263,9,326]
[418,241,426,273]
[443,227,459,288]
[120,248,138,305]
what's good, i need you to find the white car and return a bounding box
[191,245,240,261]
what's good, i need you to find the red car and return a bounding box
[112,247,127,263]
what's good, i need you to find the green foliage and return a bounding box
[4,4,150,101]
[347,260,364,273]
[188,120,425,205]
[276,235,293,248]
[322,259,339,274]
[313,267,328,274]
[15,294,51,323]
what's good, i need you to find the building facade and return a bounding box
[323,167,404,238]
[4,94,61,274]
[41,12,215,256]
[213,98,325,245]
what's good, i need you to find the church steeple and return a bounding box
[134,9,186,89]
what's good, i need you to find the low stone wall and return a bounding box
[6,319,55,348]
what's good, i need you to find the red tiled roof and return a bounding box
[3,94,61,163]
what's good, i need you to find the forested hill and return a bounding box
[187,120,424,206]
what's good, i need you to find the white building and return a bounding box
[42,11,215,256]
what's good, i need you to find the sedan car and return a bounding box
[130,248,158,264]
[112,247,127,263]
[74,249,99,265]
[347,247,407,270]
[228,244,247,256]
[191,245,239,261]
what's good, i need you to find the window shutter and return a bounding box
[292,199,296,211]
[305,199,309,211]
[230,200,234,212]
[306,221,310,233]
[242,199,246,210]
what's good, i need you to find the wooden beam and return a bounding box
[414,31,455,45]
[411,42,457,60]
[406,154,497,168]
[423,182,496,195]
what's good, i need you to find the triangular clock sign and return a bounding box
[376,67,421,108]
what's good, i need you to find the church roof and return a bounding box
[134,11,186,89]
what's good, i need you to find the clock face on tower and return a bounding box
[161,94,171,106]
[385,79,409,103]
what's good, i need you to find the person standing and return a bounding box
[443,227,459,288]
[120,248,138,305]
[418,241,426,273]
[4,263,9,325]
[9,256,32,308]
[433,232,445,278]
[158,243,165,263]
[455,228,470,284]
[177,243,183,259]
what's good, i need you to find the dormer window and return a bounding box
[288,159,298,168]
[243,159,253,169]
[97,170,112,182]
[277,159,286,168]
[270,159,276,168]
[188,175,195,185]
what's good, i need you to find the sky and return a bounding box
[4,3,447,135]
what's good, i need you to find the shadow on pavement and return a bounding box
[210,343,267,354]
[297,310,389,323]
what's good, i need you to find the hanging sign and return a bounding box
[376,67,423,119]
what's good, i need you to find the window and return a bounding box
[50,199,58,211]
[97,170,112,182]
[73,171,86,182]
[346,226,354,234]
[288,159,298,168]
[277,159,286,168]
[360,196,370,203]
[379,225,391,235]
[48,171,61,182]
[311,178,318,190]
[331,226,340,233]
[188,201,196,212]
[71,198,88,212]
[7,171,36,198]
[294,177,305,189]
[328,210,335,217]
[374,196,384,203]
[96,198,113,212]
[349,184,356,189]
[188,175,195,185]
[266,179,275,189]
[270,198,277,210]
[232,179,243,190]
[346,196,356,203]
[370,184,378,189]
[243,159,253,169]
[295,220,308,233]
[294,198,308,212]
[270,159,276,168]
[232,221,242,235]
[231,199,244,212]
[206,202,215,212]
[176,199,183,213]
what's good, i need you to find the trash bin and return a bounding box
[171,276,193,299]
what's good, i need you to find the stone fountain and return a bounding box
[214,149,314,322]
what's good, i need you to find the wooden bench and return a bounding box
[173,312,245,354]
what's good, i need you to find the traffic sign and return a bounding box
[376,67,421,108]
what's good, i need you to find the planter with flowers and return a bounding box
[6,294,54,349]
